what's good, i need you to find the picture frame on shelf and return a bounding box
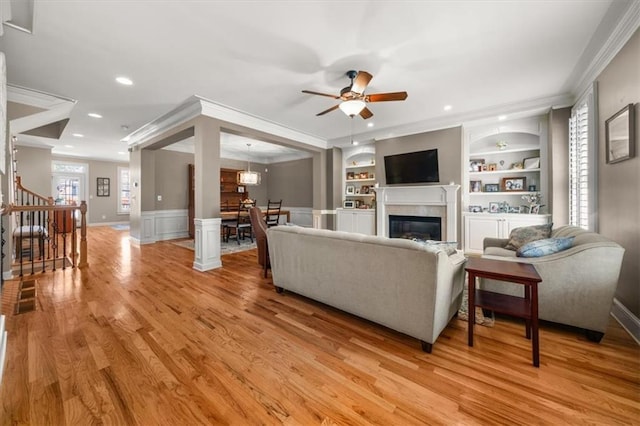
[530,204,541,214]
[362,185,370,194]
[484,183,500,192]
[488,163,497,171]
[346,185,355,195]
[469,205,482,213]
[355,188,361,195]
[359,172,369,179]
[508,206,521,213]
[606,103,635,164]
[489,202,499,213]
[469,158,485,172]
[470,180,482,192]
[523,156,540,169]
[501,176,526,191]
[346,171,355,180]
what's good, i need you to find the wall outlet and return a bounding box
[101,215,106,220]
[157,195,162,201]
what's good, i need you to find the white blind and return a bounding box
[569,102,590,229]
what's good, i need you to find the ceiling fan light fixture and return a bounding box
[339,99,366,117]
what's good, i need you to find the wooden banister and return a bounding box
[14,176,55,206]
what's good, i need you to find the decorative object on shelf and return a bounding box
[370,172,375,179]
[510,161,523,170]
[501,176,526,191]
[508,206,521,213]
[496,141,508,150]
[489,202,499,213]
[469,158,485,172]
[530,204,543,214]
[522,192,543,213]
[469,205,482,213]
[346,185,355,195]
[523,156,540,169]
[355,188,361,194]
[498,201,510,213]
[238,143,261,185]
[238,186,245,193]
[606,103,635,164]
[488,163,497,171]
[97,177,110,197]
[528,185,536,191]
[359,172,368,179]
[484,183,499,192]
[362,186,370,194]
[470,180,482,192]
[346,171,355,180]
[499,160,505,169]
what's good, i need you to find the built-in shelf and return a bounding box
[346,162,375,169]
[469,168,540,176]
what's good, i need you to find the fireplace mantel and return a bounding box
[374,185,460,241]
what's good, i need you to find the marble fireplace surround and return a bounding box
[374,185,460,241]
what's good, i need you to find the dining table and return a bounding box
[220,209,290,223]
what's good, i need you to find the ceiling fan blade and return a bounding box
[316,104,340,116]
[366,92,408,102]
[359,107,373,120]
[350,71,373,94]
[302,90,340,99]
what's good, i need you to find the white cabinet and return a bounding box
[463,213,551,254]
[336,209,376,235]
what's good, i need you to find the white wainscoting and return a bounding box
[139,209,189,244]
[0,315,7,386]
[286,207,313,227]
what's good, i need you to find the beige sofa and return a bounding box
[267,226,466,352]
[481,225,625,341]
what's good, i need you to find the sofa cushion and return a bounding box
[516,236,575,258]
[504,223,553,251]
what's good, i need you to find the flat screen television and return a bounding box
[384,149,439,184]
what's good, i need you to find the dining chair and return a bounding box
[249,207,271,277]
[225,201,254,244]
[266,199,282,228]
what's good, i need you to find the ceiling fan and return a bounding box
[302,70,408,119]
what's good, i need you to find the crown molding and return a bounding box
[7,84,76,109]
[126,95,327,151]
[571,0,640,100]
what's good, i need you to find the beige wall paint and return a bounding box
[15,145,51,197]
[549,107,571,226]
[266,157,313,208]
[375,126,463,242]
[596,28,639,316]
[154,150,192,210]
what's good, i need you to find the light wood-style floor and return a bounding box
[1,226,638,425]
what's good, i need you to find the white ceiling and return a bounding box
[0,0,634,163]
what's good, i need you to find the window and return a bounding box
[568,85,597,231]
[118,167,130,214]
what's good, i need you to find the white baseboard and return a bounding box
[88,220,129,227]
[611,298,640,345]
[0,315,7,387]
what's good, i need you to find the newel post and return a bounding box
[79,201,88,268]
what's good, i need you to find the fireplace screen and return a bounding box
[389,215,442,241]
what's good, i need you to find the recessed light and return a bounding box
[352,140,359,146]
[72,133,84,138]
[367,122,374,128]
[116,76,133,86]
[444,105,452,111]
[64,145,73,148]
[88,113,102,118]
[498,115,507,121]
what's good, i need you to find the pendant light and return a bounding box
[237,143,261,185]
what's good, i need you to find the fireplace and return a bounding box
[389,215,442,241]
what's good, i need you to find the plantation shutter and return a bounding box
[569,102,590,229]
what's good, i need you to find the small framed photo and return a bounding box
[530,204,541,214]
[488,163,497,171]
[606,103,635,164]
[359,172,368,179]
[484,183,500,192]
[346,185,355,195]
[346,171,355,180]
[470,180,482,192]
[369,172,375,179]
[489,202,500,213]
[523,156,540,169]
[501,176,526,192]
[469,205,482,213]
[362,185,370,194]
[469,158,485,172]
[97,177,110,197]
[508,206,521,213]
[237,185,245,193]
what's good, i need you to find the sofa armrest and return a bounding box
[483,237,508,250]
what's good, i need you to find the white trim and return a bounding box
[611,298,640,345]
[138,209,189,244]
[126,95,327,150]
[283,207,313,227]
[193,217,222,271]
[87,221,129,227]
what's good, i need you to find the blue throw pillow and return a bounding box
[516,237,575,258]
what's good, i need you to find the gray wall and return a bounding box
[266,157,313,208]
[153,150,192,210]
[549,107,571,226]
[15,145,51,197]
[596,28,639,316]
[375,126,463,242]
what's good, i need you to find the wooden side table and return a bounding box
[465,257,543,367]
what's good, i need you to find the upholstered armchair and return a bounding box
[248,207,270,277]
[481,225,625,342]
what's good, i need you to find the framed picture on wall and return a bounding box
[606,103,635,164]
[97,177,110,197]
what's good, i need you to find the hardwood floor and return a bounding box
[1,226,638,425]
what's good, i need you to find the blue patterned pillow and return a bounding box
[516,237,575,258]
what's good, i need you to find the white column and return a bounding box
[193,218,222,271]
